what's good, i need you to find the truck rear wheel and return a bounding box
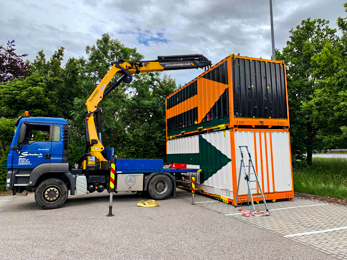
[147,174,173,200]
[35,178,68,209]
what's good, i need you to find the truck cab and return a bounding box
[6,116,72,196]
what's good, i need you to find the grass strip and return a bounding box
[293,158,347,200]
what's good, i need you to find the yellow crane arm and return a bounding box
[81,55,211,169]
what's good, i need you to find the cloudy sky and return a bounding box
[1,0,346,86]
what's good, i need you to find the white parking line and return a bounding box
[224,203,328,216]
[194,201,220,204]
[284,226,347,237]
[268,203,328,211]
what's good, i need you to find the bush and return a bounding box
[0,118,16,190]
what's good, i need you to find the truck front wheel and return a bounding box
[147,174,173,200]
[35,178,68,209]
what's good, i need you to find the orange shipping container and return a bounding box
[166,55,289,138]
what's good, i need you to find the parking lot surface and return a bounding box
[186,193,347,259]
[0,190,343,259]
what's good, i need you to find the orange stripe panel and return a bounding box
[253,132,259,193]
[259,132,264,192]
[264,132,270,193]
[230,130,237,202]
[270,133,276,192]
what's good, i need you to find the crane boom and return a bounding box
[80,54,211,169]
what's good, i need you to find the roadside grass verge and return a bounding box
[293,158,347,200]
[0,189,12,196]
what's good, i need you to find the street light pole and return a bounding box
[269,0,276,60]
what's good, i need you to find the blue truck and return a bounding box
[6,55,211,209]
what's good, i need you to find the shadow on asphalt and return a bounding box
[64,193,148,208]
[4,189,192,212]
[3,193,148,212]
[64,189,192,208]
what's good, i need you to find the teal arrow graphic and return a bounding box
[167,135,231,183]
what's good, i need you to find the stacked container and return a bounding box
[166,54,294,204]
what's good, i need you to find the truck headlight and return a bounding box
[7,178,10,183]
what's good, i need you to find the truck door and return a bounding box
[12,124,54,169]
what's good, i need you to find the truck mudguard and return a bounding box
[65,171,76,195]
[28,163,69,186]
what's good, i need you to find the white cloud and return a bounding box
[0,0,346,86]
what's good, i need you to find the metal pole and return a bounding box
[107,158,116,217]
[107,191,114,217]
[269,0,276,60]
[192,175,195,205]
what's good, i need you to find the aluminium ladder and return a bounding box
[234,146,269,213]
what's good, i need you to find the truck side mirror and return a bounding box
[18,123,27,144]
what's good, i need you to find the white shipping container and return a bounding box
[167,128,294,203]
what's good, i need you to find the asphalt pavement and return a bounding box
[0,190,338,260]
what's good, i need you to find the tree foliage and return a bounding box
[305,3,347,149]
[0,33,178,189]
[122,74,176,158]
[277,3,347,166]
[0,118,16,189]
[0,40,29,83]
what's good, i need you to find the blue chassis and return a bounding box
[115,159,198,174]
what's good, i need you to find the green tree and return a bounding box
[0,34,179,187]
[123,74,176,158]
[0,48,64,118]
[69,33,145,161]
[85,33,143,85]
[70,33,178,160]
[0,47,86,120]
[0,73,58,117]
[277,18,338,166]
[303,4,347,149]
[57,57,85,119]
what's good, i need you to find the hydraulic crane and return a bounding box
[80,54,211,170]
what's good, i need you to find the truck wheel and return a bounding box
[147,174,173,200]
[35,178,68,209]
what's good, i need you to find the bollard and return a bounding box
[107,158,116,217]
[192,175,195,205]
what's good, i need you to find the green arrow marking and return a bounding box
[167,135,231,183]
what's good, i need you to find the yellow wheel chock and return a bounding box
[137,200,160,207]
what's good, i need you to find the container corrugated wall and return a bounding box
[167,129,294,203]
[166,55,289,138]
[234,131,292,195]
[166,58,230,136]
[233,58,287,119]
